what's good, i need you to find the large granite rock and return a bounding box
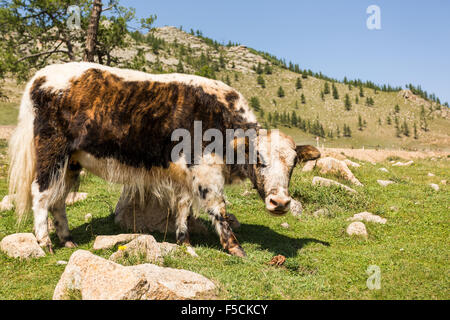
[0,233,45,259]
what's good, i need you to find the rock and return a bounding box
[377,180,395,187]
[427,172,435,177]
[65,192,88,205]
[344,159,361,168]
[84,213,93,223]
[280,222,290,229]
[0,233,46,259]
[57,260,68,265]
[114,187,209,235]
[93,234,141,250]
[290,199,303,217]
[346,222,368,238]
[430,184,439,191]
[186,246,199,258]
[301,160,316,172]
[0,195,14,212]
[348,212,387,224]
[312,208,331,218]
[441,180,447,185]
[303,157,363,186]
[159,242,178,256]
[53,250,216,300]
[226,213,240,229]
[392,160,414,167]
[242,190,252,196]
[378,167,389,173]
[109,235,162,263]
[390,206,399,212]
[312,177,357,194]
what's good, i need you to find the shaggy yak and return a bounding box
[9,62,320,257]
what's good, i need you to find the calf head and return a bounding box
[249,130,320,215]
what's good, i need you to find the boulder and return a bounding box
[303,157,363,186]
[0,233,45,259]
[93,234,141,250]
[346,222,368,238]
[312,177,357,194]
[377,180,395,187]
[53,250,216,300]
[290,199,303,217]
[114,188,209,235]
[109,235,162,263]
[348,212,387,224]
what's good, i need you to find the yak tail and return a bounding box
[8,82,36,223]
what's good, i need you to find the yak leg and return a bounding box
[175,196,192,245]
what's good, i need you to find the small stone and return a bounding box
[392,160,414,167]
[0,195,14,212]
[109,235,161,263]
[430,184,439,191]
[390,206,399,212]
[65,192,88,205]
[377,180,395,187]
[93,234,141,250]
[312,208,330,218]
[441,180,447,185]
[290,199,303,217]
[186,246,199,258]
[0,233,46,259]
[348,212,387,224]
[159,242,178,256]
[304,157,363,186]
[84,213,93,223]
[378,167,389,173]
[427,172,435,177]
[346,222,368,238]
[280,222,290,229]
[312,177,357,194]
[57,260,68,265]
[344,159,361,168]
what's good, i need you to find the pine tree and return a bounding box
[277,86,285,98]
[358,115,363,131]
[264,63,272,75]
[387,115,392,125]
[301,93,306,104]
[336,125,341,138]
[413,122,418,139]
[359,86,364,97]
[394,104,400,113]
[257,75,266,88]
[291,111,298,127]
[378,118,382,125]
[225,74,231,85]
[296,78,303,90]
[332,83,339,99]
[324,82,330,94]
[344,94,351,110]
[320,91,325,101]
[176,60,185,73]
[255,62,263,74]
[355,95,359,104]
[249,97,261,111]
[403,120,410,137]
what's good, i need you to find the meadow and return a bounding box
[0,138,448,299]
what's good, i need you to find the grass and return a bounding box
[0,139,448,300]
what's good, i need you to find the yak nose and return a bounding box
[266,195,291,214]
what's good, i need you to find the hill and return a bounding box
[1,26,449,151]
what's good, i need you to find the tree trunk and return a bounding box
[84,0,102,62]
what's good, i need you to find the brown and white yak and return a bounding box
[8,62,320,257]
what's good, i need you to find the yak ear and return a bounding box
[296,145,321,163]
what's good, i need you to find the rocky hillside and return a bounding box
[1,26,449,151]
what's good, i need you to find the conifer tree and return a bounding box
[257,75,266,88]
[324,82,330,94]
[394,104,400,113]
[296,78,303,90]
[359,86,364,97]
[403,120,410,137]
[277,86,285,98]
[344,94,351,110]
[358,115,363,131]
[332,83,339,99]
[249,97,261,111]
[301,93,306,104]
[413,122,418,139]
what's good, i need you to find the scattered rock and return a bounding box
[186,246,199,258]
[0,195,14,212]
[65,192,88,205]
[390,206,399,212]
[0,233,46,259]
[57,260,68,265]
[226,213,241,229]
[392,160,414,167]
[430,184,439,191]
[378,167,389,173]
[348,212,387,224]
[312,208,331,218]
[427,172,435,177]
[377,180,395,187]
[159,242,178,256]
[242,190,252,197]
[92,234,141,250]
[84,213,93,223]
[441,180,447,185]
[53,250,216,300]
[290,199,303,217]
[346,222,368,238]
[269,255,286,267]
[280,222,290,229]
[110,235,162,263]
[312,177,357,194]
[344,159,361,168]
[303,157,363,186]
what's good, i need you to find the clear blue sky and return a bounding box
[121,0,450,104]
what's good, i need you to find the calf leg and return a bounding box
[175,197,192,245]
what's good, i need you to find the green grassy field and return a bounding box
[0,139,448,300]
